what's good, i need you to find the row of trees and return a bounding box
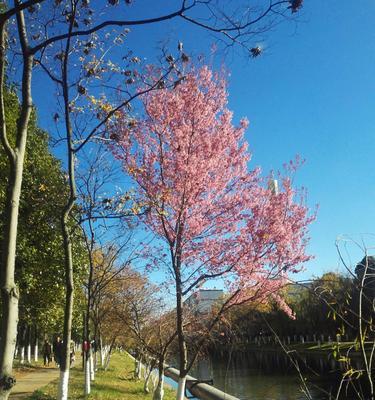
[213,271,355,344]
[0,1,310,399]
[86,254,375,400]
[0,86,87,340]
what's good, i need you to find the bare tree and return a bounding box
[111,274,177,400]
[75,144,142,394]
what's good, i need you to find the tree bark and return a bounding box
[134,356,140,379]
[153,359,165,400]
[143,365,152,394]
[103,339,115,371]
[175,261,188,400]
[103,347,112,371]
[57,210,74,400]
[99,336,104,367]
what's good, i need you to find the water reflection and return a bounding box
[190,350,357,400]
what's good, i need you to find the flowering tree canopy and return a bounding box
[111,65,314,398]
[111,66,313,314]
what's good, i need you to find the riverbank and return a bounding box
[214,340,367,358]
[24,352,176,399]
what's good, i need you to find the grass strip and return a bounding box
[26,352,176,400]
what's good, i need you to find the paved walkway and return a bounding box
[10,367,59,399]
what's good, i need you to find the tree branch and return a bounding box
[0,0,45,23]
[0,22,15,160]
[30,3,193,55]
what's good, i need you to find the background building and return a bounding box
[185,289,224,314]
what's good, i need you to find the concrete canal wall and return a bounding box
[126,350,239,400]
[164,366,239,400]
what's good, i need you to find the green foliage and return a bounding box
[211,271,358,345]
[0,88,87,334]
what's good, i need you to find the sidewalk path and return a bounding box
[10,367,59,399]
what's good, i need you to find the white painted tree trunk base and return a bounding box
[100,349,104,367]
[57,370,69,400]
[176,377,187,400]
[104,353,111,371]
[90,352,95,381]
[34,343,38,362]
[84,356,91,395]
[153,373,165,400]
[144,370,151,394]
[139,362,143,379]
[27,344,31,363]
[20,346,25,364]
[134,359,139,379]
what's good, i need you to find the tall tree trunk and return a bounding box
[0,7,33,398]
[175,264,187,400]
[57,210,74,400]
[57,8,76,399]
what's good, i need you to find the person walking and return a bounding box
[53,336,62,367]
[42,339,52,367]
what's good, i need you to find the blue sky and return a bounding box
[225,1,375,279]
[33,1,375,281]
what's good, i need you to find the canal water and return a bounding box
[188,350,360,400]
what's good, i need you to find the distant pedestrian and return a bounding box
[53,336,63,367]
[70,340,75,366]
[42,340,52,366]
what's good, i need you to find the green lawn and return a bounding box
[27,352,176,400]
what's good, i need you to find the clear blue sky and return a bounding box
[33,1,375,280]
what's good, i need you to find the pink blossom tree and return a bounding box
[111,66,314,400]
